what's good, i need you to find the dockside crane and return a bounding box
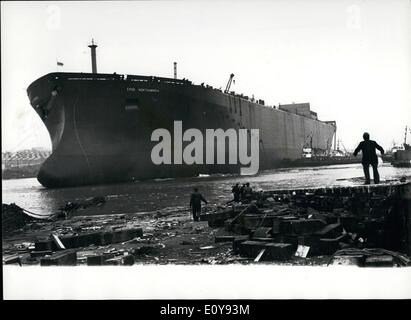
[338,139,348,154]
[224,73,235,93]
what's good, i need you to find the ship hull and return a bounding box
[391,146,411,167]
[27,73,336,187]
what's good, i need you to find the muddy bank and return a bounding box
[3,181,410,267]
[2,164,41,180]
[3,163,411,217]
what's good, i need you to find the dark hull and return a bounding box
[27,73,336,187]
[391,146,411,167]
[285,156,361,167]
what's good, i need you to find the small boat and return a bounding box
[391,126,411,168]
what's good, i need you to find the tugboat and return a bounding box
[391,126,411,168]
[381,141,403,163]
[288,139,361,167]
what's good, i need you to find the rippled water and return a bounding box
[2,163,410,216]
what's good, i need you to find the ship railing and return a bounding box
[127,75,191,85]
[53,72,123,81]
[52,72,193,85]
[225,90,270,106]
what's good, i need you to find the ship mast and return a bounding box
[88,39,98,74]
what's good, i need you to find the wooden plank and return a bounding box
[254,249,266,262]
[52,234,66,250]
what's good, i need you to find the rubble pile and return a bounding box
[201,183,410,266]
[58,196,107,217]
[2,212,147,266]
[2,182,410,267]
[2,203,35,235]
[3,205,231,266]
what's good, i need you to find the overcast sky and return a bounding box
[2,0,411,152]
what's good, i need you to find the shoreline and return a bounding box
[2,164,41,180]
[3,181,410,266]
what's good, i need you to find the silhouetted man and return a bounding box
[231,183,241,202]
[242,182,253,202]
[239,184,246,200]
[353,132,385,184]
[190,187,208,222]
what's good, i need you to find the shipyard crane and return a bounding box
[338,139,348,154]
[404,125,410,145]
[224,73,235,93]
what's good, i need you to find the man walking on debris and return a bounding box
[190,187,208,222]
[239,184,246,200]
[353,132,385,184]
[243,182,253,201]
[231,183,241,202]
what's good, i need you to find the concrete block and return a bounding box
[242,215,271,229]
[252,227,272,238]
[224,219,234,231]
[263,243,294,261]
[364,255,394,267]
[319,235,347,255]
[40,250,77,266]
[115,228,143,243]
[339,216,360,233]
[238,241,294,261]
[215,235,236,243]
[63,232,103,248]
[34,239,56,252]
[272,218,281,234]
[101,228,143,245]
[108,230,127,244]
[30,250,53,258]
[232,235,250,254]
[87,255,106,266]
[297,235,322,255]
[133,245,159,256]
[232,223,250,235]
[86,253,115,266]
[314,223,343,238]
[280,219,325,235]
[201,210,233,227]
[325,215,339,224]
[105,254,135,266]
[273,234,299,251]
[238,241,268,258]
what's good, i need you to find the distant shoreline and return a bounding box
[2,164,40,180]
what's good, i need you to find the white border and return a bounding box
[4,265,411,300]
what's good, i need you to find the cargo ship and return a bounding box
[27,42,336,187]
[283,137,361,167]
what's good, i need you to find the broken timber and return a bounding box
[209,181,411,261]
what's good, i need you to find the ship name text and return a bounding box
[127,87,160,93]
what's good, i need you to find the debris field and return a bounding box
[2,181,411,267]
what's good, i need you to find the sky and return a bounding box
[2,0,411,152]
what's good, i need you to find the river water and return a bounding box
[2,163,410,217]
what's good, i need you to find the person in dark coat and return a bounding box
[231,183,241,202]
[353,132,385,184]
[190,187,208,222]
[239,184,246,200]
